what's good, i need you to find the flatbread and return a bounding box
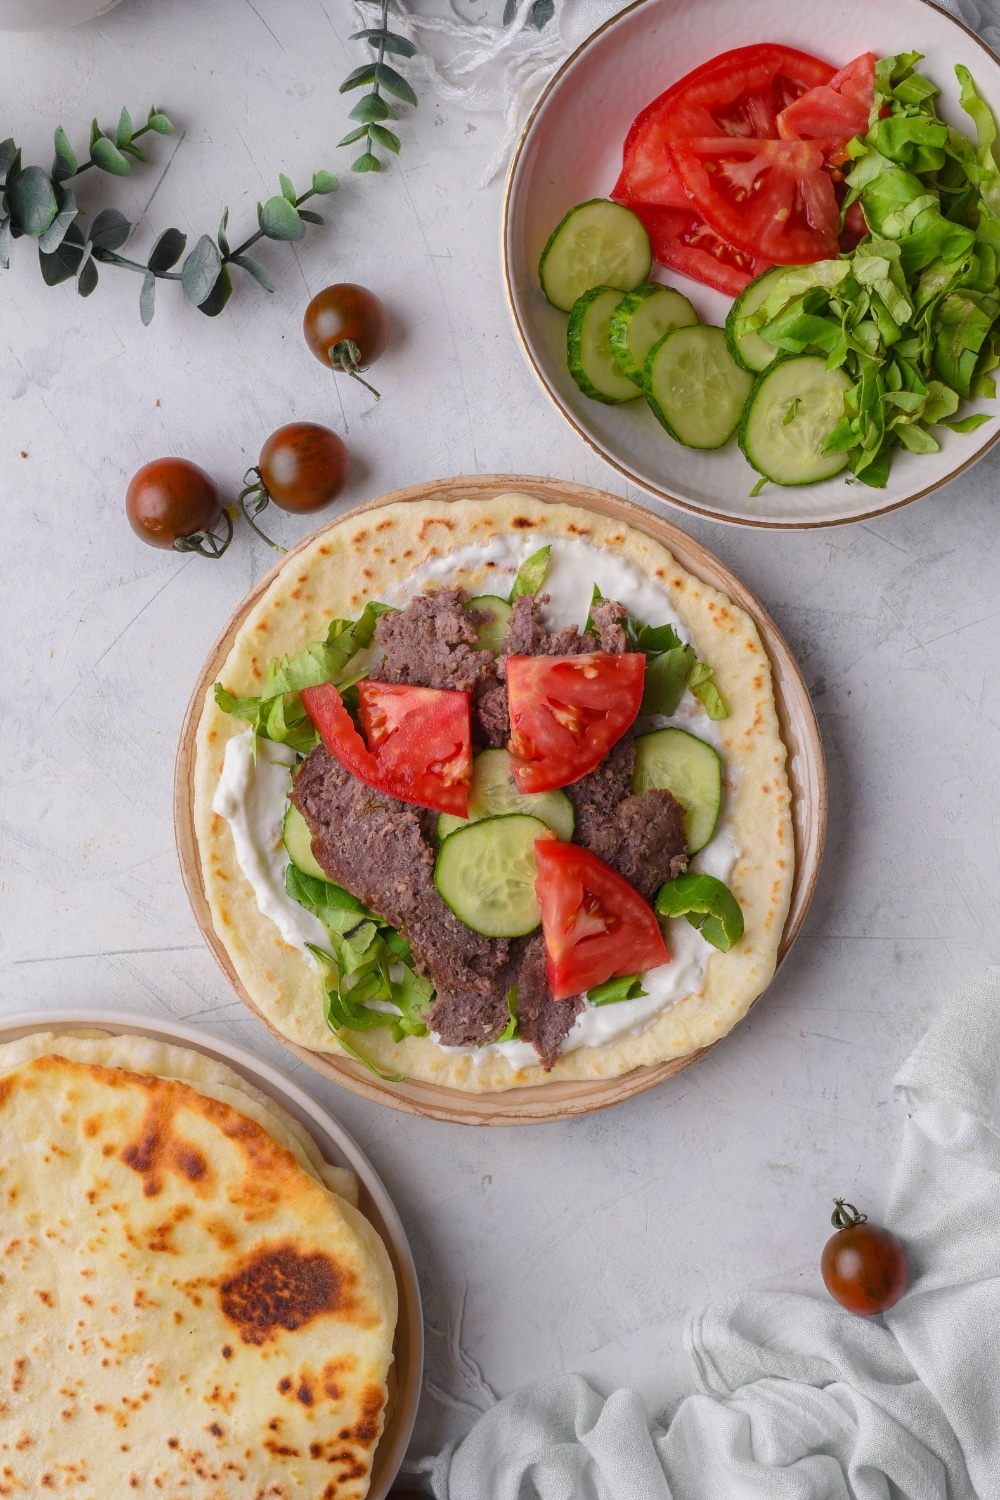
[193,491,794,1091]
[0,1035,396,1496]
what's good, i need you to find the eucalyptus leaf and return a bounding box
[338,125,371,147]
[258,194,305,241]
[180,233,222,304]
[279,172,296,204]
[351,27,417,57]
[0,216,10,271]
[36,187,77,254]
[531,0,555,26]
[139,268,156,325]
[231,252,275,292]
[147,225,186,271]
[89,207,131,251]
[502,0,517,24]
[91,135,131,176]
[349,92,392,124]
[375,63,417,107]
[297,209,325,225]
[8,166,58,237]
[77,253,98,297]
[370,124,401,154]
[340,63,378,93]
[312,169,338,194]
[121,142,149,163]
[147,110,174,135]
[38,221,85,284]
[0,138,16,181]
[217,206,229,256]
[197,263,233,317]
[51,125,78,182]
[116,106,133,146]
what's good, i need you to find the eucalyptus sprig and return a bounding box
[339,0,417,172]
[0,108,339,321]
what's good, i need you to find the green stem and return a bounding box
[69,121,156,180]
[225,189,316,262]
[93,248,182,280]
[367,0,390,158]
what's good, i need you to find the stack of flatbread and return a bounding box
[0,1030,397,1498]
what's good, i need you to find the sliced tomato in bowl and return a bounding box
[301,680,471,817]
[613,43,836,207]
[777,52,876,161]
[506,653,645,794]
[534,836,670,1000]
[626,202,763,296]
[667,136,840,264]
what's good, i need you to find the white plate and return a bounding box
[0,1007,422,1499]
[503,0,1000,527]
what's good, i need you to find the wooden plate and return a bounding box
[175,475,826,1125]
[0,1008,422,1500]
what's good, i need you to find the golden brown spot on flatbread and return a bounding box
[375,518,393,531]
[10,1360,26,1393]
[277,1377,292,1393]
[203,1216,238,1250]
[566,523,590,536]
[296,1377,314,1406]
[265,1438,300,1457]
[402,548,413,558]
[219,1243,347,1345]
[0,1080,13,1113]
[745,637,757,651]
[318,544,332,555]
[208,1421,223,1438]
[290,587,303,600]
[82,1114,101,1139]
[351,529,368,545]
[338,1384,384,1448]
[102,1143,115,1157]
[672,576,683,588]
[510,516,535,529]
[361,568,373,580]
[34,1289,53,1306]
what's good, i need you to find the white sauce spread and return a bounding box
[214,536,740,1066]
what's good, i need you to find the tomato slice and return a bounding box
[626,202,763,297]
[301,680,471,817]
[667,136,839,264]
[777,52,876,161]
[613,43,835,207]
[506,653,645,795]
[534,836,670,1000]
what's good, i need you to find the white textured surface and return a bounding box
[1,0,999,1466]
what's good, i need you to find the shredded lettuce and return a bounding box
[214,599,392,751]
[738,55,1000,487]
[496,984,519,1041]
[588,974,647,1005]
[509,545,551,602]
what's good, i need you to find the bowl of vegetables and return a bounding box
[503,0,1000,527]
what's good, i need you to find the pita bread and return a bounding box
[193,491,794,1091]
[0,1033,396,1496]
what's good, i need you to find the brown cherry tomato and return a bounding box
[821,1199,908,1315]
[126,457,229,555]
[257,423,350,514]
[303,283,390,397]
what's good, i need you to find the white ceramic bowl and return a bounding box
[503,0,1000,527]
[0,0,123,29]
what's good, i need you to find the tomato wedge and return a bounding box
[667,137,839,264]
[506,653,645,795]
[534,835,669,1000]
[777,52,876,161]
[613,43,835,208]
[626,202,763,297]
[301,680,471,817]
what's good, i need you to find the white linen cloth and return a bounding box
[410,968,1000,1497]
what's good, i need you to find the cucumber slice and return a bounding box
[438,748,574,842]
[539,198,652,313]
[283,803,331,883]
[568,287,643,404]
[434,813,547,938]
[644,326,754,449]
[609,283,698,386]
[740,356,851,486]
[469,595,512,654]
[633,728,722,855]
[725,266,786,373]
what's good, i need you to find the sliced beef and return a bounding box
[501,594,592,657]
[589,598,630,654]
[578,789,688,901]
[515,934,584,1071]
[565,733,636,845]
[370,587,507,747]
[291,747,514,1045]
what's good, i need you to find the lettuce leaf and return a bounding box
[588,974,647,1005]
[509,545,551,602]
